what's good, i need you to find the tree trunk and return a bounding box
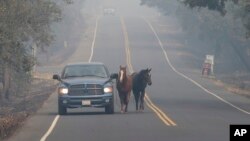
[0,76,3,101]
[2,63,11,100]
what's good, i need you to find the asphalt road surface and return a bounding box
[8,14,250,141]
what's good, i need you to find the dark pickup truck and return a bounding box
[53,62,116,115]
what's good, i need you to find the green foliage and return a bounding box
[182,0,228,15]
[0,0,62,100]
[0,0,61,61]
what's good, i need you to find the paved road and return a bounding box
[8,12,250,141]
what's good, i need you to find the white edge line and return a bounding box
[89,16,99,63]
[40,115,60,141]
[40,16,100,141]
[144,18,250,115]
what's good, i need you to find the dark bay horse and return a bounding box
[116,66,132,113]
[132,68,152,111]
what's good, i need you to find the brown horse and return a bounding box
[116,66,132,113]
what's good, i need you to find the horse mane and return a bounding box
[138,69,147,79]
[133,69,148,87]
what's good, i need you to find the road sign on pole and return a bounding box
[206,55,214,75]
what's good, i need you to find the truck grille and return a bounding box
[69,84,103,96]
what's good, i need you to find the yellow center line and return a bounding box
[145,94,177,126]
[120,16,177,126]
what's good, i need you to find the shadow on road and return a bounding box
[58,110,150,116]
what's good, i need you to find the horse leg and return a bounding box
[123,94,127,113]
[119,93,124,113]
[139,91,142,112]
[122,95,127,113]
[134,91,139,111]
[124,93,128,113]
[124,101,128,113]
[120,101,124,113]
[124,92,131,112]
[122,93,129,113]
[139,90,145,111]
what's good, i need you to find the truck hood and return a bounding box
[61,77,110,86]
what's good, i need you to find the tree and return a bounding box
[0,0,61,101]
[140,0,250,38]
[140,0,250,73]
[180,0,250,37]
[182,0,228,15]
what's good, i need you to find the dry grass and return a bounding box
[226,86,250,97]
[213,79,250,98]
[0,78,56,140]
[0,112,28,139]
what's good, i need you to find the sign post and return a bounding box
[206,55,214,75]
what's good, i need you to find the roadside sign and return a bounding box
[206,55,214,65]
[203,55,215,76]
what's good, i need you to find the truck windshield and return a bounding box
[62,65,108,79]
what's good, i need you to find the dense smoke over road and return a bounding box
[42,0,250,88]
[139,0,250,75]
[1,0,250,140]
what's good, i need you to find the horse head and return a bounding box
[141,68,152,86]
[118,65,127,83]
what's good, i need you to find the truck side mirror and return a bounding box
[53,74,61,81]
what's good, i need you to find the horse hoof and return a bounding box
[139,109,144,112]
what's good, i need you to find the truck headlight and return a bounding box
[58,87,69,95]
[104,86,113,93]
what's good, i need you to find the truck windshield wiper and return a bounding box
[81,75,106,78]
[65,75,79,78]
